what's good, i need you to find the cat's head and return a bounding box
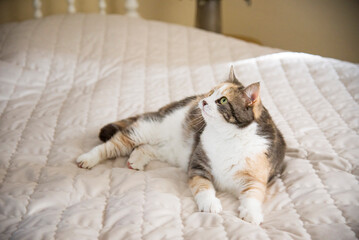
[199,67,262,128]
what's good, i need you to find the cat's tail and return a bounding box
[99,123,121,142]
[99,116,139,142]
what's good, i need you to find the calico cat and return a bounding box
[76,66,286,225]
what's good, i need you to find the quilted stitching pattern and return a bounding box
[0,14,358,240]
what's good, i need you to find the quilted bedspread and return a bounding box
[0,14,358,240]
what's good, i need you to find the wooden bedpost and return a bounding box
[125,0,140,17]
[99,0,107,14]
[67,0,76,14]
[33,0,139,19]
[33,0,43,19]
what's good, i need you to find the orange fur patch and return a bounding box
[207,89,214,97]
[189,176,213,195]
[111,133,135,155]
[113,121,129,129]
[234,152,269,201]
[136,145,156,159]
[241,182,267,202]
[218,83,237,97]
[214,83,241,105]
[113,116,138,129]
[252,99,263,119]
[120,134,135,149]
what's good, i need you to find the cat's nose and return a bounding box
[202,100,208,107]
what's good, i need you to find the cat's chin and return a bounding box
[201,111,212,118]
[200,108,215,120]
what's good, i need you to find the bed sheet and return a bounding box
[0,14,358,240]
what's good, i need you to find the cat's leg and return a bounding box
[235,152,269,224]
[237,179,266,225]
[127,145,156,171]
[188,143,222,213]
[99,116,139,142]
[77,131,136,169]
[188,176,222,213]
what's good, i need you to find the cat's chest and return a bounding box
[201,123,269,191]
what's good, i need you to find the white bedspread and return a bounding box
[0,14,358,240]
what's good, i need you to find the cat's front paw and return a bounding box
[195,190,222,213]
[238,198,263,225]
[76,153,99,169]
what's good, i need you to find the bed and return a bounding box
[0,12,358,240]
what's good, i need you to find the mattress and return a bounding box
[0,14,358,240]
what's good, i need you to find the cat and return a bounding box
[76,66,286,225]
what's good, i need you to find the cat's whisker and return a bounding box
[187,113,202,117]
[193,123,205,130]
[190,117,204,123]
[187,115,205,124]
[191,119,205,127]
[193,122,206,134]
[186,114,202,119]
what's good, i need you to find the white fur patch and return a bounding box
[78,105,194,170]
[77,141,118,169]
[201,122,269,194]
[76,149,101,169]
[198,87,268,224]
[195,189,222,213]
[130,105,193,170]
[238,198,263,225]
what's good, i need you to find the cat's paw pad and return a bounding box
[195,191,223,213]
[127,159,146,171]
[76,153,99,169]
[127,150,149,171]
[238,198,263,225]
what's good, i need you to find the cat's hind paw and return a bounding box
[76,153,99,169]
[238,198,263,225]
[195,190,223,214]
[127,148,151,171]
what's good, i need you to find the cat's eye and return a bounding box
[220,97,228,104]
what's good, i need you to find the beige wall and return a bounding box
[222,0,359,63]
[0,0,358,62]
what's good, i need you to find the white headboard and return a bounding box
[33,0,140,19]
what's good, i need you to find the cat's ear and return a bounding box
[229,65,236,82]
[244,82,260,106]
[227,66,243,86]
